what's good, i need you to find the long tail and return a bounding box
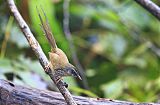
[37,6,57,52]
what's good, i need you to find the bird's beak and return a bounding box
[77,75,82,80]
[66,66,82,80]
[72,67,82,80]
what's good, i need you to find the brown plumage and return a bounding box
[37,7,82,83]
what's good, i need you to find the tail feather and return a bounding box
[36,6,57,52]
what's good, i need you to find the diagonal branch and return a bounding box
[135,0,160,20]
[7,0,77,105]
[63,0,89,89]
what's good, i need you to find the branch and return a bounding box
[63,0,89,89]
[7,0,76,104]
[1,79,158,105]
[135,0,160,20]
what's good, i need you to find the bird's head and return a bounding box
[64,64,82,80]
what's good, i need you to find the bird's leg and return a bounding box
[55,76,68,88]
[45,64,68,88]
[54,70,69,88]
[55,77,62,84]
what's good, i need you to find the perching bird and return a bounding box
[37,7,82,84]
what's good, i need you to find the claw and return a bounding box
[63,82,68,88]
[55,76,68,88]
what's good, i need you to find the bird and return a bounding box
[37,7,82,85]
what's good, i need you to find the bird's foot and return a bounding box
[63,82,68,88]
[55,77,68,88]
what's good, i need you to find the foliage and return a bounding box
[0,0,160,102]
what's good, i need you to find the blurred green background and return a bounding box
[0,0,160,102]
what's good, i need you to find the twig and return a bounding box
[7,0,77,105]
[0,16,14,58]
[135,0,160,20]
[150,43,160,57]
[63,0,89,89]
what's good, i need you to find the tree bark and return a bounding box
[0,79,159,105]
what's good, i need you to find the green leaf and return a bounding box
[69,86,98,97]
[10,25,29,48]
[0,58,13,73]
[101,79,123,99]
